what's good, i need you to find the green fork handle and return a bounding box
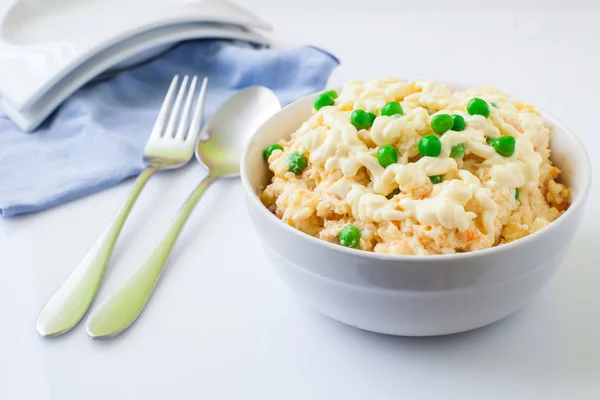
[37,168,158,337]
[85,175,217,338]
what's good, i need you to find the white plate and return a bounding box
[0,0,271,130]
[1,22,270,131]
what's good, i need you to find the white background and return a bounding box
[1,0,599,399]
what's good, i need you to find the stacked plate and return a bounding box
[0,0,271,131]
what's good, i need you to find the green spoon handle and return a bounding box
[85,175,217,338]
[37,168,158,337]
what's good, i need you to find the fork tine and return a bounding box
[149,75,179,139]
[175,76,198,140]
[186,77,209,142]
[164,75,190,138]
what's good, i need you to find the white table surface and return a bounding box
[1,1,599,399]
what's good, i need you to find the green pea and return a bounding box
[431,114,454,134]
[339,225,361,249]
[487,138,497,146]
[367,112,377,124]
[386,188,401,199]
[467,97,490,118]
[515,188,520,200]
[418,135,442,157]
[314,93,335,110]
[451,114,466,131]
[450,143,466,159]
[263,144,283,160]
[430,175,442,184]
[323,89,339,99]
[288,152,308,174]
[350,109,372,130]
[381,101,403,117]
[493,136,516,157]
[377,145,398,167]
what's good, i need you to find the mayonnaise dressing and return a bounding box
[262,79,565,255]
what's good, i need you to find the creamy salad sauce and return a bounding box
[261,79,569,255]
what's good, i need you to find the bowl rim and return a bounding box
[240,81,592,263]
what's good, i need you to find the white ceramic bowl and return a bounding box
[241,86,592,336]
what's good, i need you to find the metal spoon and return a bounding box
[85,87,281,338]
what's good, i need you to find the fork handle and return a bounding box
[37,167,158,337]
[85,175,217,338]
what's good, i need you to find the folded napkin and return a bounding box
[0,40,339,217]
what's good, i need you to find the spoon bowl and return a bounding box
[197,86,281,178]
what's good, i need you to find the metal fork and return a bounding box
[37,75,208,337]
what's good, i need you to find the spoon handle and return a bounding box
[37,167,158,337]
[85,175,217,338]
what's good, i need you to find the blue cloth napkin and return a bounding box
[0,40,339,217]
